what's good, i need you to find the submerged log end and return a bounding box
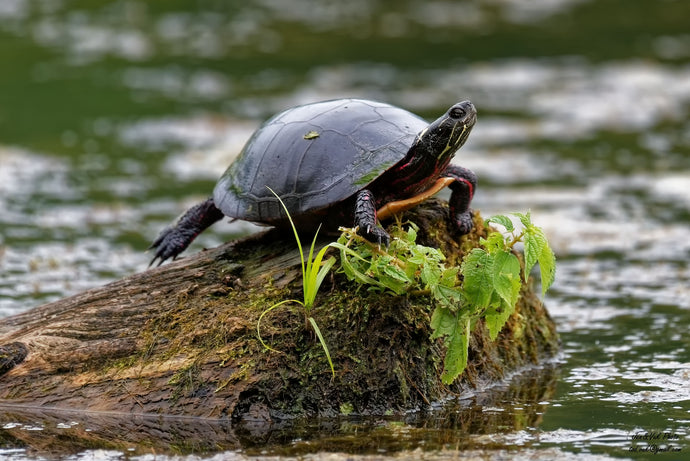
[0,200,559,420]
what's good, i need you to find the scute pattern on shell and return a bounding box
[213,99,427,224]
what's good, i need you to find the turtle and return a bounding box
[150,98,477,266]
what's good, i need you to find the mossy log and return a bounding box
[0,200,559,422]
[0,367,559,456]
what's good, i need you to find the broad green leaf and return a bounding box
[404,260,420,280]
[537,235,556,294]
[432,284,464,308]
[408,247,427,265]
[407,225,417,243]
[379,260,411,294]
[522,230,540,280]
[428,248,445,264]
[336,244,382,287]
[439,266,460,287]
[333,209,556,386]
[491,250,521,309]
[383,261,410,283]
[523,225,556,295]
[514,211,532,228]
[484,295,515,341]
[421,261,441,287]
[430,308,472,381]
[440,315,470,384]
[414,244,444,262]
[382,280,408,295]
[487,214,514,232]
[430,306,456,339]
[481,231,507,254]
[460,248,494,309]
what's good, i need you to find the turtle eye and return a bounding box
[449,107,466,119]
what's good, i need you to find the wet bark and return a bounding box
[0,365,558,456]
[0,200,559,422]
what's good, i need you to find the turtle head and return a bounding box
[418,100,477,162]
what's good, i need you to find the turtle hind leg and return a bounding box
[354,189,390,246]
[149,197,224,266]
[444,164,477,235]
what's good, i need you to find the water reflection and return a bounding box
[0,364,557,459]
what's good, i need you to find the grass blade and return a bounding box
[306,224,321,276]
[303,224,323,308]
[257,299,300,353]
[264,186,338,376]
[305,245,334,308]
[308,316,335,378]
[267,186,306,283]
[314,255,336,296]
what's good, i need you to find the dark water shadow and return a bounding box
[0,363,558,458]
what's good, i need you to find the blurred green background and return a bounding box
[1,0,689,459]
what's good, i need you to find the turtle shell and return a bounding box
[213,99,428,224]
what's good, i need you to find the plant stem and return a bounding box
[506,231,525,249]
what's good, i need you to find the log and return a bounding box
[0,200,559,424]
[0,366,558,455]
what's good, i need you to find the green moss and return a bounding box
[354,162,394,186]
[168,363,203,403]
[339,402,354,415]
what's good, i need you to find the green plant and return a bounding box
[257,188,337,377]
[332,212,555,384]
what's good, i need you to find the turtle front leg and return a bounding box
[149,197,224,266]
[354,189,390,246]
[443,164,477,235]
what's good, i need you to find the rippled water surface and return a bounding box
[1,0,689,459]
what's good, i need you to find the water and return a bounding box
[1,0,689,459]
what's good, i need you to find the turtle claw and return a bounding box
[148,226,189,267]
[363,225,391,248]
[147,197,224,267]
[453,210,474,236]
